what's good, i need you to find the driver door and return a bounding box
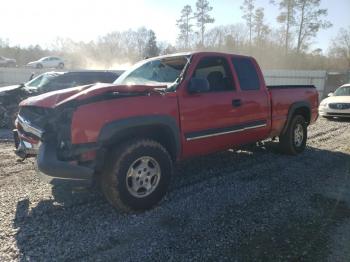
[179,56,245,158]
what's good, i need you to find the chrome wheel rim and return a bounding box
[126,156,161,198]
[294,124,304,147]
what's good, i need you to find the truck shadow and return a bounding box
[12,144,350,261]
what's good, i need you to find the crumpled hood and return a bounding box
[20,83,165,108]
[0,84,22,94]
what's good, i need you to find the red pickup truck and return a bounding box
[14,52,318,212]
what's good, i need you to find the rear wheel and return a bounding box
[279,115,307,155]
[36,63,43,69]
[58,63,64,69]
[101,139,173,212]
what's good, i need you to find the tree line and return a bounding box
[0,0,349,70]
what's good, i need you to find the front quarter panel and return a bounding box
[70,93,179,144]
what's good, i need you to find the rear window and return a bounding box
[232,57,260,91]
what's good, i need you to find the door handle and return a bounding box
[232,99,242,107]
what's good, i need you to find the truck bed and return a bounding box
[267,85,319,137]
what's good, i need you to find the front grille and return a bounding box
[328,103,350,110]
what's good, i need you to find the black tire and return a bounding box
[36,63,43,69]
[58,63,64,69]
[322,116,333,120]
[279,115,307,155]
[101,139,173,212]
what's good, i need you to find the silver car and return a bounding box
[0,56,16,67]
[26,56,65,69]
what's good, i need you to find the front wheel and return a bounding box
[279,115,307,155]
[101,139,173,212]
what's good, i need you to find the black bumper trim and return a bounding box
[37,142,94,181]
[321,112,350,117]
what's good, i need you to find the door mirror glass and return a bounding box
[188,77,210,93]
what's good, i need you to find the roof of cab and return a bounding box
[147,51,253,61]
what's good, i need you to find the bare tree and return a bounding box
[240,0,255,48]
[329,27,350,69]
[295,0,332,53]
[272,0,297,54]
[135,27,150,59]
[176,5,194,49]
[194,0,215,47]
[205,26,226,50]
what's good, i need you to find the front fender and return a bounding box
[98,115,181,158]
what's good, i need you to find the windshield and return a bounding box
[114,55,189,87]
[334,86,350,96]
[25,73,59,89]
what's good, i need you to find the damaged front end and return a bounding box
[14,105,95,183]
[14,106,49,158]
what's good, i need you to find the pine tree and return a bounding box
[194,0,215,47]
[240,0,255,48]
[176,5,194,49]
[295,0,332,53]
[253,8,270,47]
[272,0,297,54]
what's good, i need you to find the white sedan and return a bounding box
[319,84,350,119]
[26,56,64,69]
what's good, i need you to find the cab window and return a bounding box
[192,57,235,92]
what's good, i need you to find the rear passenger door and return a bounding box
[231,56,270,142]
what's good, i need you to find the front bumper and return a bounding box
[36,142,94,183]
[13,129,40,158]
[14,115,94,185]
[14,114,44,158]
[319,107,350,118]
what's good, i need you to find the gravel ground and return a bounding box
[0,118,350,261]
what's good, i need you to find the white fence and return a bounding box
[263,70,327,99]
[1,68,327,98]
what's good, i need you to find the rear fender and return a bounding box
[281,101,311,135]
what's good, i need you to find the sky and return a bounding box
[1,0,349,52]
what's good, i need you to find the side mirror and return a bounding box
[188,77,210,93]
[328,92,334,97]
